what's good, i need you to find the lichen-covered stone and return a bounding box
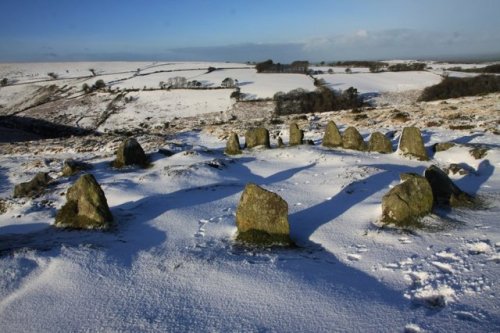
[368,132,393,153]
[112,137,148,168]
[342,126,366,151]
[224,132,242,155]
[381,173,433,227]
[424,165,474,207]
[245,128,270,149]
[289,122,303,146]
[55,174,113,230]
[398,127,429,161]
[322,121,342,147]
[236,183,291,245]
[433,142,455,153]
[62,159,91,177]
[13,172,52,198]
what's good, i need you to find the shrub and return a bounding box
[387,63,426,72]
[207,66,217,73]
[230,89,241,100]
[1,78,8,86]
[82,83,90,92]
[256,59,274,73]
[274,86,361,115]
[94,79,106,90]
[419,75,500,101]
[447,64,500,74]
[327,68,334,74]
[221,77,235,88]
[167,76,187,88]
[47,72,58,79]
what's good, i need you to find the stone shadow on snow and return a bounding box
[289,163,425,242]
[0,166,11,194]
[114,157,315,218]
[454,159,495,197]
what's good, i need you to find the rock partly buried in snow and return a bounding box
[469,146,488,159]
[289,122,304,146]
[112,137,149,168]
[322,120,342,148]
[444,163,470,176]
[424,165,474,207]
[368,132,393,153]
[381,173,433,227]
[62,159,92,177]
[342,126,366,151]
[245,127,270,149]
[55,174,113,230]
[235,183,291,245]
[13,172,52,198]
[224,132,242,155]
[433,142,455,152]
[398,127,429,161]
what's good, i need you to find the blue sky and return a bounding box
[1,0,499,62]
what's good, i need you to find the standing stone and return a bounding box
[398,127,429,161]
[322,121,342,147]
[381,173,433,227]
[62,159,91,177]
[289,122,304,146]
[245,128,270,149]
[235,183,291,245]
[342,126,366,151]
[13,172,52,198]
[224,132,242,155]
[112,138,149,168]
[368,132,393,153]
[424,165,474,207]
[55,174,113,229]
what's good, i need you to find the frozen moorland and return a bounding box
[0,61,499,332]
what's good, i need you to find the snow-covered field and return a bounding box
[0,61,499,332]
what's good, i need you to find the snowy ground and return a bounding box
[0,61,499,332]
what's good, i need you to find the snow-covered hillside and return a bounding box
[0,61,499,332]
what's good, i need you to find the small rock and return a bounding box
[433,142,456,152]
[342,126,366,151]
[322,121,342,148]
[224,132,242,155]
[0,199,8,214]
[381,173,433,227]
[236,183,291,246]
[62,159,91,177]
[368,132,393,153]
[469,147,488,159]
[398,127,429,161]
[112,137,149,168]
[245,127,270,149]
[13,172,52,198]
[55,174,113,230]
[424,165,474,207]
[289,122,304,146]
[444,163,469,176]
[158,148,175,157]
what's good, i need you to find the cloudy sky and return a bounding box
[1,0,499,62]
